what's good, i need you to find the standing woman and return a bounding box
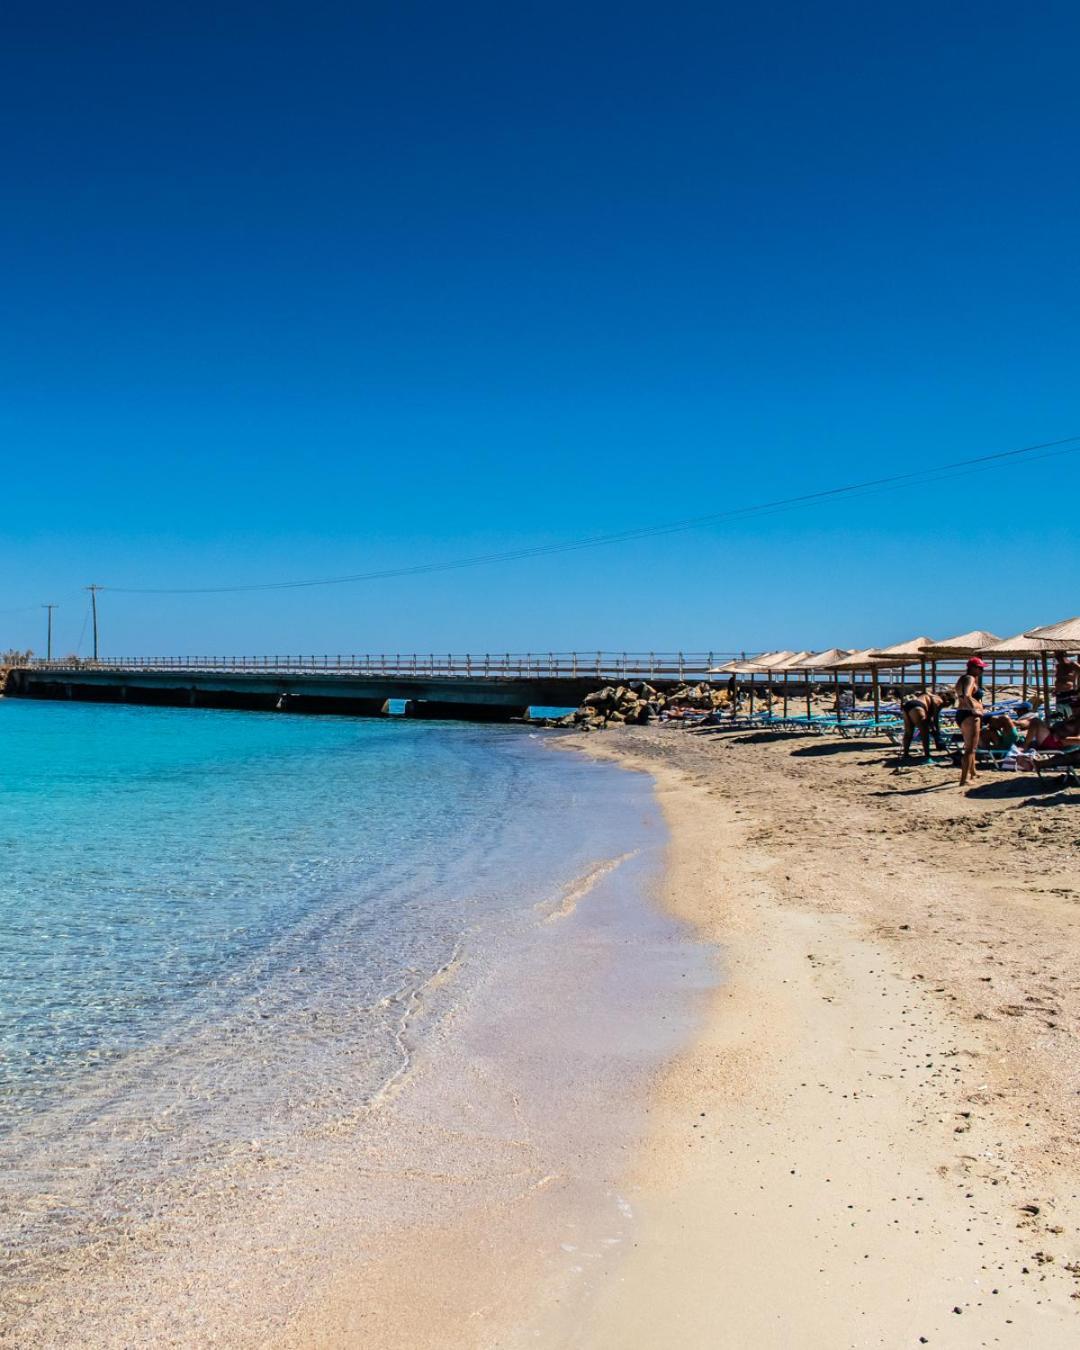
[954,656,987,787]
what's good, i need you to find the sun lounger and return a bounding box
[835,715,902,738]
[685,711,771,735]
[778,712,900,737]
[1029,746,1080,787]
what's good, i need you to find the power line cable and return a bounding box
[0,587,88,617]
[0,434,1070,610]
[101,432,1080,597]
[73,595,91,657]
[0,601,50,616]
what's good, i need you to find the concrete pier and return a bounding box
[4,666,610,721]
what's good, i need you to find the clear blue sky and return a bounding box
[2,2,1077,657]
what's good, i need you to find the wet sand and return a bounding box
[549,726,1080,1347]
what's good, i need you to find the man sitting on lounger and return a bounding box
[979,709,1027,753]
[900,689,953,758]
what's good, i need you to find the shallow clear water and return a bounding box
[0,700,668,1288]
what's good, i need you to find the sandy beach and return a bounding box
[541,725,1080,1348]
[7,718,1079,1348]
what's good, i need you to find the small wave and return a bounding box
[539,852,639,922]
[360,941,465,1111]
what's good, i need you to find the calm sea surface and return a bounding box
[0,700,667,1291]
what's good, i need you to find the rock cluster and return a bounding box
[548,680,733,730]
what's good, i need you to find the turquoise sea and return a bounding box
[0,699,691,1331]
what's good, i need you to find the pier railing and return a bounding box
[30,652,743,680]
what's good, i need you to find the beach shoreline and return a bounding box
[542,726,1080,1347]
[3,718,711,1349]
[8,714,1079,1348]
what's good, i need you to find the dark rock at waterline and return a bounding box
[535,677,741,730]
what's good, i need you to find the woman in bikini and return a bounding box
[954,656,986,787]
[900,689,952,758]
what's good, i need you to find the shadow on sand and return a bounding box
[704,730,799,746]
[790,741,885,759]
[964,776,1078,805]
[870,780,958,797]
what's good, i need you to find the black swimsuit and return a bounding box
[955,684,985,725]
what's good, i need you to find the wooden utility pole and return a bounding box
[42,604,57,662]
[86,585,102,662]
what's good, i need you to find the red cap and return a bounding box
[967,656,987,669]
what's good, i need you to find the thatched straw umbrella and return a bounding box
[1024,617,1080,647]
[799,649,852,719]
[984,629,1073,713]
[710,657,765,714]
[1024,619,1080,711]
[831,647,899,719]
[923,630,1002,702]
[923,630,1000,659]
[981,633,1058,656]
[1025,618,1080,713]
[710,653,775,717]
[745,651,798,670]
[709,653,782,674]
[867,636,939,699]
[770,650,816,719]
[738,650,797,716]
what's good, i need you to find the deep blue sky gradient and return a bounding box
[2,2,1078,655]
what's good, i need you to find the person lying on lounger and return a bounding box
[900,689,953,758]
[1019,709,1080,753]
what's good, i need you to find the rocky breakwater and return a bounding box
[544,681,732,730]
